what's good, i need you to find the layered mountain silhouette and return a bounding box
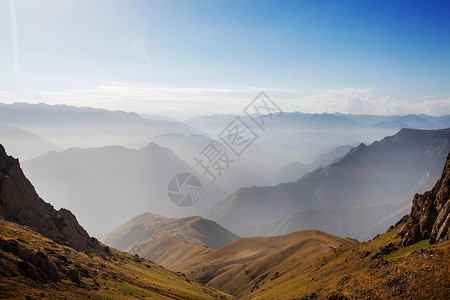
[112,154,450,299]
[22,143,227,235]
[272,144,357,184]
[0,102,199,150]
[186,112,450,131]
[0,144,104,254]
[0,144,231,299]
[0,125,59,160]
[107,220,355,297]
[148,133,270,192]
[243,151,450,299]
[99,212,239,252]
[208,128,450,239]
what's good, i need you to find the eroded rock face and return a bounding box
[0,144,105,254]
[399,151,450,245]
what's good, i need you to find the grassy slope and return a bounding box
[0,219,232,300]
[249,221,450,299]
[173,230,355,297]
[136,235,212,269]
[100,212,239,252]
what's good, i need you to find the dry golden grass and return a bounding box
[0,219,232,299]
[171,230,355,297]
[249,222,450,299]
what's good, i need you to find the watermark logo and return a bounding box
[167,173,202,207]
[244,92,283,131]
[218,116,258,157]
[193,91,282,182]
[167,92,282,206]
[194,141,235,182]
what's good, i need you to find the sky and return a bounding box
[0,0,450,119]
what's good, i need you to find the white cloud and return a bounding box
[1,83,449,118]
[278,88,450,116]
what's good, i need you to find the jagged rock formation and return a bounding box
[0,144,105,254]
[400,151,450,245]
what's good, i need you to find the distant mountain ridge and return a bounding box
[0,144,105,254]
[131,156,450,299]
[0,144,231,298]
[22,142,227,235]
[0,102,200,149]
[185,112,450,130]
[0,125,59,160]
[272,144,357,184]
[208,128,450,239]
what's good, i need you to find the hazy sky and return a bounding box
[1,0,449,119]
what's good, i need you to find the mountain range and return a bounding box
[1,136,449,299]
[272,143,357,184]
[98,152,450,299]
[0,144,231,299]
[208,128,450,240]
[185,112,450,131]
[22,142,227,235]
[0,102,200,150]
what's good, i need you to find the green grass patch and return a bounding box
[386,239,430,259]
[106,281,156,298]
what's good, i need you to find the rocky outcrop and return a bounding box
[399,151,450,245]
[0,237,59,283]
[0,144,105,254]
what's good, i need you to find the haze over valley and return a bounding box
[1,0,449,299]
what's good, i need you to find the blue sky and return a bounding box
[1,0,449,118]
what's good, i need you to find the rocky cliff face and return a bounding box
[400,151,450,245]
[0,144,105,254]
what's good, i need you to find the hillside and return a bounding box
[100,212,239,252]
[0,144,104,254]
[168,153,450,299]
[144,230,355,297]
[247,151,450,299]
[22,143,227,235]
[0,144,231,299]
[249,153,450,299]
[0,219,231,299]
[248,221,449,299]
[208,128,450,239]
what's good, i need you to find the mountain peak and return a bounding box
[0,144,106,254]
[140,141,166,152]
